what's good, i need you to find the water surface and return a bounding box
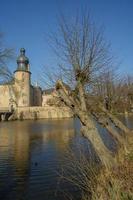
[0,116,132,200]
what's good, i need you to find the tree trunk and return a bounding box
[80,117,115,168]
[78,81,87,111]
[91,112,125,146]
[99,104,130,134]
[56,80,115,168]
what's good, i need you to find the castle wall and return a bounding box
[42,94,53,106]
[14,71,31,107]
[16,106,73,120]
[0,85,14,109]
[0,85,11,108]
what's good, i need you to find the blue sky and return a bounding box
[0,0,133,86]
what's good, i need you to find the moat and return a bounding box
[0,116,132,200]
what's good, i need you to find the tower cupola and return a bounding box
[16,48,29,71]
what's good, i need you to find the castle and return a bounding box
[0,48,72,120]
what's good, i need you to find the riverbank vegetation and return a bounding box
[90,136,133,200]
[60,133,133,200]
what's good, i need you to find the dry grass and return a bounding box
[91,159,133,200]
[90,136,133,200]
[59,146,100,200]
[60,137,133,200]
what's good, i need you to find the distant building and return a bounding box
[0,48,51,109]
[0,48,73,120]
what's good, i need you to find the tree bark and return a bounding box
[77,81,87,112]
[91,112,125,146]
[99,104,130,135]
[80,117,115,168]
[56,80,115,168]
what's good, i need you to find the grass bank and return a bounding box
[90,137,133,200]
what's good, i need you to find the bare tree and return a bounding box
[0,32,13,84]
[43,13,132,168]
[92,69,117,110]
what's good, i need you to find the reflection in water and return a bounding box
[0,116,132,200]
[0,119,80,200]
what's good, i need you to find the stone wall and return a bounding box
[0,85,11,108]
[42,94,53,106]
[16,106,73,120]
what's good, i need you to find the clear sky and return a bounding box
[0,0,133,86]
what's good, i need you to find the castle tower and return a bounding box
[14,48,31,107]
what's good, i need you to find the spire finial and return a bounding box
[20,48,25,55]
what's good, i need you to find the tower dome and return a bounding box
[16,48,29,71]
